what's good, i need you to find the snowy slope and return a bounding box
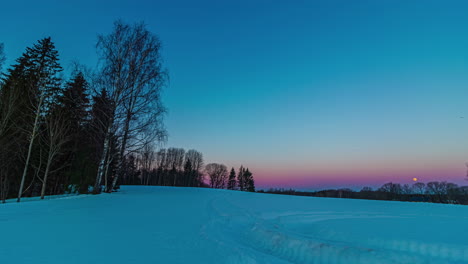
[1,186,467,264]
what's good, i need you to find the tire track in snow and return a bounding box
[204,195,466,264]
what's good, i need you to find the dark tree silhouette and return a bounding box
[227,167,237,190]
[7,38,63,202]
[206,163,228,189]
[237,166,245,191]
[95,20,167,193]
[244,168,255,192]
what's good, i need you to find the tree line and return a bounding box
[259,181,468,205]
[118,146,256,192]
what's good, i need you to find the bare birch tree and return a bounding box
[185,149,204,186]
[139,144,155,185]
[95,20,167,193]
[206,163,228,189]
[40,109,70,199]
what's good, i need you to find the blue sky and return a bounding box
[2,0,468,188]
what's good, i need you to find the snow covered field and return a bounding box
[1,186,467,264]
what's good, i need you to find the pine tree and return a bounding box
[227,167,237,190]
[60,72,90,129]
[244,168,255,192]
[59,72,91,193]
[237,166,245,191]
[9,37,63,202]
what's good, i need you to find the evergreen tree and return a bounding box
[59,72,91,193]
[5,37,63,202]
[244,168,255,192]
[60,72,90,129]
[227,167,237,190]
[237,166,245,191]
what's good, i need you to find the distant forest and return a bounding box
[0,21,254,203]
[260,181,468,205]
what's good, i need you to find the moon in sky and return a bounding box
[413,177,418,182]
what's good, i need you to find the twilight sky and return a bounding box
[2,0,468,189]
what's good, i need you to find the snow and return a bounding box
[1,186,467,264]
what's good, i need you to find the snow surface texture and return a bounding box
[1,186,467,264]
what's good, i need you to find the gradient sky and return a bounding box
[2,0,468,189]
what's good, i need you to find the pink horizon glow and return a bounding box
[250,167,467,190]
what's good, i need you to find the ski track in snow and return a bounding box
[1,186,468,264]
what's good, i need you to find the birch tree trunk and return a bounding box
[96,21,167,193]
[94,124,112,194]
[40,157,52,199]
[17,93,44,202]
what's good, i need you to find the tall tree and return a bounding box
[59,72,91,192]
[7,37,63,202]
[96,20,167,193]
[244,168,255,192]
[0,44,21,202]
[237,166,245,191]
[60,72,90,129]
[89,89,113,193]
[227,167,237,190]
